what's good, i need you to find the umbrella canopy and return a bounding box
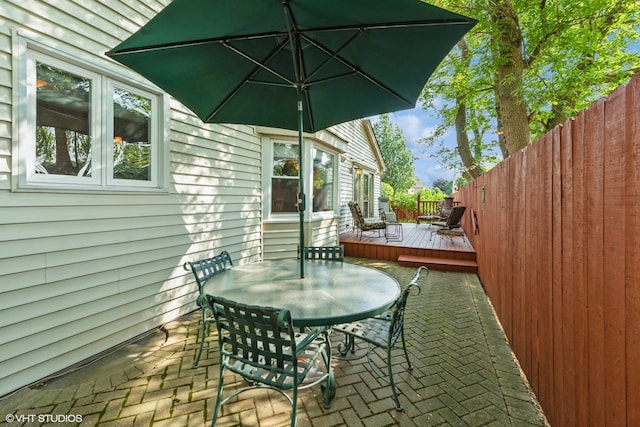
[107,0,476,277]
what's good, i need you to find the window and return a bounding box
[18,44,165,191]
[312,148,334,212]
[353,167,374,217]
[271,142,299,213]
[266,138,338,218]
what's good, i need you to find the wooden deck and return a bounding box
[340,223,478,273]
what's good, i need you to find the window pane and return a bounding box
[273,143,299,177]
[271,178,299,212]
[312,149,334,212]
[113,87,151,181]
[363,173,371,216]
[36,63,92,176]
[272,142,299,213]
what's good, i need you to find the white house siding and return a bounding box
[332,121,384,235]
[260,121,382,260]
[0,1,262,396]
[0,1,384,396]
[1,24,12,190]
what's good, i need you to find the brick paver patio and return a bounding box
[0,258,547,426]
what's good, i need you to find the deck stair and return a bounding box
[340,224,478,274]
[397,254,477,273]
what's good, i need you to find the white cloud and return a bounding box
[370,108,459,187]
[393,113,436,144]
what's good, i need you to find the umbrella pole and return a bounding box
[297,92,305,279]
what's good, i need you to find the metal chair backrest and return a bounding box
[444,205,466,227]
[348,201,367,228]
[211,296,300,388]
[183,251,233,297]
[388,267,425,345]
[303,245,344,261]
[379,197,392,213]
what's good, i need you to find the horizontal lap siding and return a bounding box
[0,31,12,190]
[459,73,640,426]
[0,0,262,395]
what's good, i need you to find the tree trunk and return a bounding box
[453,38,483,181]
[494,97,509,158]
[492,1,530,155]
[455,98,484,181]
[51,128,75,175]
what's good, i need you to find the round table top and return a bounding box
[208,259,400,327]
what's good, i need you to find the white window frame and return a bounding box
[14,37,167,192]
[310,146,337,219]
[106,81,160,188]
[263,136,339,221]
[353,166,375,218]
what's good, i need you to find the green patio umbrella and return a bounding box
[107,0,476,277]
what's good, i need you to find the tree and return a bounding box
[432,178,453,195]
[372,114,416,192]
[421,0,640,177]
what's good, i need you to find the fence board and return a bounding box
[572,110,590,426]
[560,120,576,427]
[539,132,554,417]
[603,84,627,426]
[511,152,526,365]
[524,146,536,381]
[551,126,563,424]
[498,162,512,338]
[586,99,606,427]
[458,73,640,426]
[625,75,640,426]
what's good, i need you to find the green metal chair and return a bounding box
[183,251,233,368]
[210,296,335,427]
[302,245,344,261]
[333,266,428,411]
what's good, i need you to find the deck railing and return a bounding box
[395,196,460,222]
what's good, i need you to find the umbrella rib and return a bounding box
[107,31,290,56]
[303,29,365,84]
[205,40,294,122]
[300,19,475,35]
[222,41,295,87]
[300,33,414,108]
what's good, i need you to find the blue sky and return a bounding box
[370,106,457,188]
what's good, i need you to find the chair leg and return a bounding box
[321,333,335,409]
[211,364,225,426]
[400,327,413,371]
[290,387,298,427]
[193,309,208,368]
[387,345,403,411]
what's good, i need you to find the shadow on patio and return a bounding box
[0,259,547,426]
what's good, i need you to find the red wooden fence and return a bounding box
[458,73,640,426]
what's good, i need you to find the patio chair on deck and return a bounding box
[333,266,428,411]
[209,296,335,427]
[432,205,466,231]
[183,251,233,368]
[378,197,398,222]
[348,201,387,240]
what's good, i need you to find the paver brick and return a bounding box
[124,386,147,406]
[152,397,174,420]
[119,401,156,418]
[101,398,125,421]
[0,260,548,426]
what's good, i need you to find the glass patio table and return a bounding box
[207,258,400,327]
